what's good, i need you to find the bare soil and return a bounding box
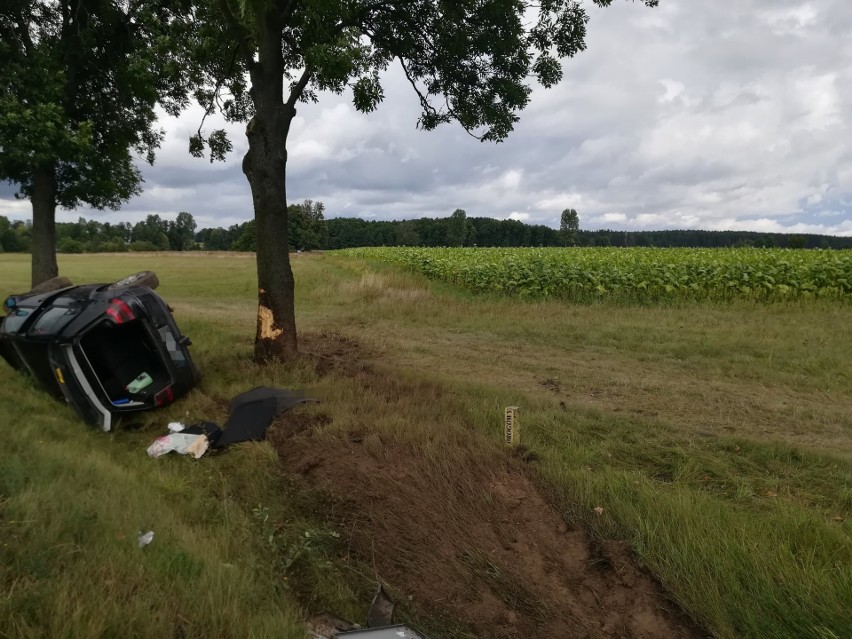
[281,332,702,638]
[300,330,372,378]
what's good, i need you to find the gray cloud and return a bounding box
[2,0,851,235]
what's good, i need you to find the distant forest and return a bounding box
[2,206,851,254]
[319,217,852,250]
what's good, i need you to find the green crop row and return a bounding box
[339,247,852,302]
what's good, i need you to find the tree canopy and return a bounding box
[0,0,192,284]
[191,0,660,154]
[181,0,659,359]
[288,199,328,250]
[560,208,580,245]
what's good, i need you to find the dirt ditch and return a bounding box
[279,333,702,638]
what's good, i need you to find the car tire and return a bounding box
[108,271,160,290]
[27,276,73,295]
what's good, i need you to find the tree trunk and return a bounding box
[243,11,298,362]
[30,166,59,288]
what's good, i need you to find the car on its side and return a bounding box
[0,272,199,431]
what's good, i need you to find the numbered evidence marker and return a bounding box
[504,406,520,446]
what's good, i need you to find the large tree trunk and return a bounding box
[242,11,298,362]
[30,166,59,288]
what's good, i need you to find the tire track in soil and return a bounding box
[276,332,703,638]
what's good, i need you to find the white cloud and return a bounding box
[787,70,841,131]
[704,216,852,236]
[760,3,819,36]
[500,170,523,190]
[0,198,30,217]
[534,193,585,211]
[3,0,852,237]
[634,213,669,227]
[658,79,685,104]
[591,212,628,224]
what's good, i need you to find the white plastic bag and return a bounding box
[146,433,209,459]
[137,530,154,547]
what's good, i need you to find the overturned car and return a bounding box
[0,272,199,431]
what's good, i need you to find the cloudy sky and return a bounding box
[2,0,851,235]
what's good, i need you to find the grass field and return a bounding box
[0,251,850,638]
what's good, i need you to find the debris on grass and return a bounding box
[147,387,317,459]
[306,586,431,639]
[213,387,316,448]
[338,626,430,638]
[307,612,358,638]
[540,377,561,393]
[136,531,154,548]
[146,433,209,459]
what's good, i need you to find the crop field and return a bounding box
[341,247,852,302]
[0,251,850,639]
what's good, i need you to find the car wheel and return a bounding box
[107,271,160,290]
[27,276,73,295]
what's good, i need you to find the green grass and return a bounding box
[1,251,850,638]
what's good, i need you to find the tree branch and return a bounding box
[127,0,146,20]
[339,0,403,31]
[398,58,482,141]
[14,8,35,56]
[285,65,312,109]
[398,57,432,115]
[280,0,299,24]
[218,0,256,68]
[196,45,240,138]
[361,0,404,13]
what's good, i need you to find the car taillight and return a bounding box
[106,299,135,324]
[154,386,174,407]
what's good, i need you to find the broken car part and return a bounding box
[337,627,429,639]
[308,584,430,639]
[213,387,315,448]
[148,388,313,458]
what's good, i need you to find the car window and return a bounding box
[3,308,31,333]
[30,306,78,336]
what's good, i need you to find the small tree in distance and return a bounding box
[289,200,327,251]
[447,209,467,247]
[560,208,580,246]
[168,212,198,251]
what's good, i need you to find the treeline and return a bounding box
[3,208,851,254]
[577,229,852,250]
[195,200,327,251]
[0,212,197,253]
[221,214,852,250]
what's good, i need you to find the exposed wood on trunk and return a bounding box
[243,8,298,361]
